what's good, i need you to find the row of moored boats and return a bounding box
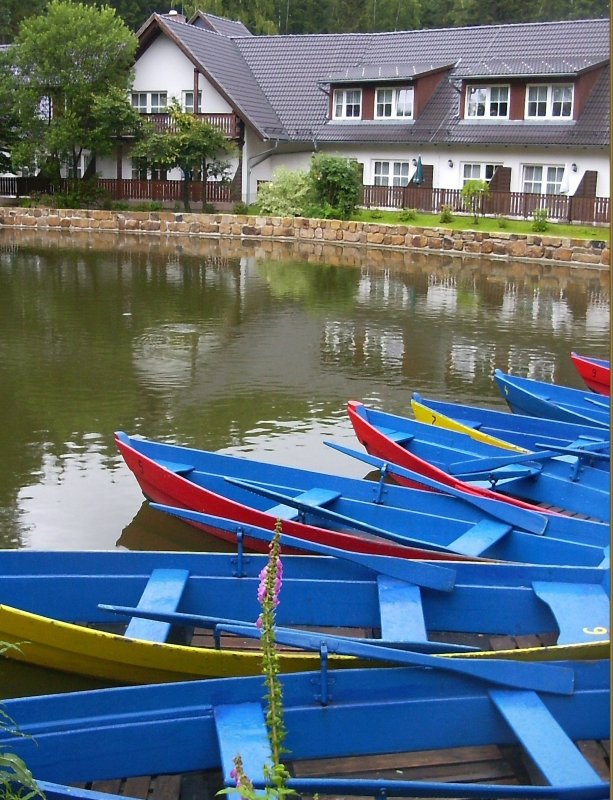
[3,354,610,800]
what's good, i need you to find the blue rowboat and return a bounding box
[2,656,609,799]
[494,369,610,428]
[411,392,610,468]
[346,401,610,523]
[0,545,608,685]
[116,431,610,566]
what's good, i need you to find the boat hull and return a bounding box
[347,401,611,531]
[411,393,610,465]
[117,430,610,566]
[494,369,610,428]
[0,550,608,682]
[571,352,611,396]
[1,660,608,797]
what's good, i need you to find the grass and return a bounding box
[351,209,609,241]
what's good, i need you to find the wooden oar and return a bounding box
[325,441,548,535]
[222,477,465,555]
[149,503,457,591]
[582,395,610,410]
[448,446,603,474]
[97,604,477,654]
[531,441,610,461]
[216,623,575,695]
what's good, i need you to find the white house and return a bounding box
[94,11,610,212]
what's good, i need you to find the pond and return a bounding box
[0,227,609,554]
[0,227,610,695]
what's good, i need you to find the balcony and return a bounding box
[142,113,240,139]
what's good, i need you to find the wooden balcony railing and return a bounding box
[143,113,240,138]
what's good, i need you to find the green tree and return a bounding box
[309,153,362,218]
[132,101,236,211]
[460,178,489,223]
[2,0,140,183]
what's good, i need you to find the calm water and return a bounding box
[0,227,610,695]
[0,227,609,553]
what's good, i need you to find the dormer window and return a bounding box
[465,85,509,118]
[333,89,362,119]
[375,87,414,119]
[526,84,573,119]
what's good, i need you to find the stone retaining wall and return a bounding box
[0,207,608,267]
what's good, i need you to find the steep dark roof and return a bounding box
[138,15,610,147]
[234,17,609,146]
[141,15,286,139]
[188,11,252,37]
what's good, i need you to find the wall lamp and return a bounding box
[571,163,577,172]
[412,158,418,165]
[448,159,454,168]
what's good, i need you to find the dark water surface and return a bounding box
[1,227,609,553]
[0,227,610,695]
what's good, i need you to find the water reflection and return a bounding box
[0,228,609,552]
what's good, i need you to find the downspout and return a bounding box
[246,139,279,204]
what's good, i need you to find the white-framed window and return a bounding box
[526,84,573,119]
[375,87,414,119]
[462,163,502,184]
[465,85,509,118]
[373,160,411,186]
[522,164,565,194]
[333,89,362,119]
[131,91,168,113]
[183,90,203,113]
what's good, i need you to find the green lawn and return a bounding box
[351,209,609,242]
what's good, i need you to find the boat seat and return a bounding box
[156,459,194,476]
[379,427,414,446]
[377,576,427,642]
[266,488,341,521]
[214,703,270,787]
[489,688,603,787]
[447,519,512,557]
[124,568,190,643]
[532,581,610,645]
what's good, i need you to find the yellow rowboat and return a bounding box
[0,604,608,685]
[411,392,610,466]
[0,550,608,683]
[411,395,526,451]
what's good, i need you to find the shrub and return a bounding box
[460,179,489,223]
[232,201,251,215]
[532,207,549,232]
[398,208,417,221]
[255,167,312,216]
[308,153,361,219]
[439,204,454,223]
[496,215,509,229]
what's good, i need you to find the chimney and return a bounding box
[165,8,186,22]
